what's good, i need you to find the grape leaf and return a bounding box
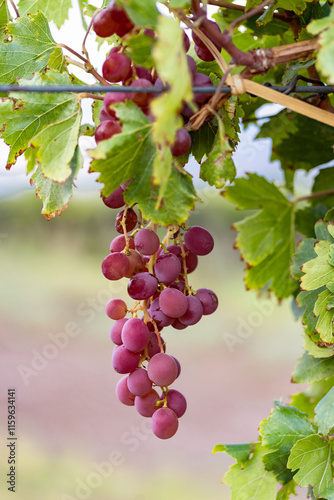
[314,385,334,435]
[290,392,318,420]
[223,443,277,499]
[126,33,155,67]
[276,480,297,500]
[276,0,314,16]
[287,434,332,497]
[259,404,315,484]
[320,484,334,499]
[296,289,325,341]
[300,240,334,291]
[291,237,317,280]
[120,0,159,28]
[17,0,72,28]
[0,70,82,179]
[212,443,253,464]
[295,205,328,238]
[293,351,334,384]
[0,12,57,84]
[303,332,334,358]
[313,289,334,343]
[31,146,82,219]
[224,174,296,299]
[311,167,334,210]
[89,101,196,225]
[189,122,217,164]
[308,6,334,83]
[0,1,11,31]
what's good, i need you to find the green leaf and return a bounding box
[200,134,235,188]
[17,0,71,28]
[31,146,82,219]
[259,404,315,483]
[0,70,81,177]
[223,443,277,500]
[212,443,253,464]
[320,484,334,499]
[276,480,297,500]
[276,0,314,16]
[290,392,317,420]
[47,46,66,73]
[308,6,334,83]
[287,434,332,497]
[0,1,11,31]
[291,237,317,280]
[295,205,328,238]
[126,33,155,67]
[120,0,159,28]
[293,351,334,384]
[314,385,334,435]
[189,121,217,164]
[0,12,56,84]
[313,289,334,343]
[311,167,334,209]
[89,101,196,225]
[300,240,334,291]
[224,174,295,299]
[303,332,334,359]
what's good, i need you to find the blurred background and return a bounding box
[0,2,317,499]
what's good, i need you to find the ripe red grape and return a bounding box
[195,288,218,315]
[147,332,165,358]
[105,298,127,320]
[135,389,160,417]
[101,252,129,280]
[151,407,179,439]
[99,105,117,122]
[130,78,154,108]
[115,208,138,233]
[164,389,187,418]
[110,318,128,345]
[183,30,190,52]
[116,376,135,406]
[171,128,191,157]
[192,20,222,51]
[171,319,187,330]
[184,226,214,255]
[134,228,160,255]
[194,43,215,62]
[112,345,140,374]
[102,186,125,209]
[136,66,153,82]
[149,298,174,327]
[95,119,122,143]
[104,91,128,109]
[159,288,188,318]
[127,368,152,397]
[128,272,158,300]
[124,249,145,278]
[154,253,182,284]
[179,295,203,325]
[102,52,131,83]
[147,353,178,387]
[93,9,116,38]
[107,0,134,37]
[110,235,135,253]
[121,317,150,353]
[187,55,197,77]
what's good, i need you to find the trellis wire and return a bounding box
[0,84,333,94]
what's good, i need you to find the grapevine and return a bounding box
[2,0,334,498]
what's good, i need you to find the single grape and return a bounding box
[99,105,117,122]
[128,272,158,300]
[159,288,188,318]
[192,20,222,51]
[164,389,187,418]
[102,186,125,209]
[184,247,198,274]
[121,64,133,84]
[121,317,150,353]
[143,28,155,38]
[194,43,215,62]
[102,53,131,83]
[151,407,179,439]
[147,331,166,358]
[115,208,138,234]
[95,119,122,143]
[124,249,145,278]
[107,0,134,37]
[179,295,203,326]
[112,345,140,374]
[110,235,135,253]
[104,91,128,109]
[101,252,129,280]
[195,288,218,315]
[116,376,135,406]
[184,226,214,256]
[127,368,152,397]
[183,30,190,52]
[105,298,127,320]
[136,66,153,82]
[149,298,174,327]
[154,253,182,285]
[135,389,160,417]
[110,318,128,345]
[134,228,160,255]
[171,128,191,157]
[147,353,178,387]
[187,55,197,77]
[193,73,214,104]
[171,356,181,378]
[92,9,116,38]
[172,318,187,330]
[130,79,154,108]
[169,278,185,293]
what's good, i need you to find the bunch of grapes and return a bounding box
[92,0,224,155]
[101,185,218,439]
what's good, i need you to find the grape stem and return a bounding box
[82,8,102,61]
[228,0,272,33]
[141,300,151,324]
[294,189,334,204]
[120,206,131,253]
[178,233,192,295]
[59,44,110,87]
[9,0,20,18]
[152,320,165,354]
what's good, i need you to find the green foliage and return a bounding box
[120,0,159,28]
[17,0,72,28]
[308,6,334,83]
[314,385,334,434]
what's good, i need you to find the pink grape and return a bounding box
[187,55,197,76]
[184,226,214,255]
[95,119,122,143]
[110,235,135,253]
[172,319,187,330]
[171,128,191,157]
[169,278,185,293]
[164,389,187,418]
[104,91,127,109]
[171,356,181,378]
[149,298,174,327]
[110,318,128,345]
[159,288,188,318]
[134,228,160,255]
[135,389,160,417]
[115,208,138,233]
[195,43,215,62]
[102,186,125,209]
[184,246,198,273]
[99,105,117,122]
[195,288,219,315]
[105,298,127,320]
[183,31,190,52]
[107,0,134,37]
[102,53,131,83]
[128,272,158,300]
[154,253,182,284]
[151,408,179,439]
[147,353,178,387]
[116,376,135,406]
[112,345,140,374]
[193,73,214,103]
[179,295,203,325]
[121,317,150,353]
[124,249,145,278]
[136,66,153,82]
[147,332,166,358]
[93,9,116,38]
[101,252,129,280]
[127,368,152,396]
[130,78,154,108]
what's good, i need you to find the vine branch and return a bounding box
[295,189,334,204]
[229,0,272,32]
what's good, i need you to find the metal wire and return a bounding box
[0,84,333,94]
